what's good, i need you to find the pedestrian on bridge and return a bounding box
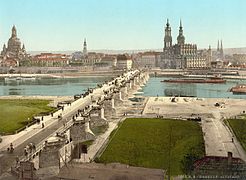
[15,156,19,167]
[10,143,14,153]
[24,148,28,157]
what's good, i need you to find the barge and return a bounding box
[230,84,246,94]
[162,77,226,84]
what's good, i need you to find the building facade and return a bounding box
[0,26,28,67]
[159,19,211,69]
[116,54,132,70]
[31,53,69,67]
[71,39,103,66]
[232,54,246,66]
[133,51,160,69]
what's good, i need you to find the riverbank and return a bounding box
[0,71,119,79]
[143,96,246,162]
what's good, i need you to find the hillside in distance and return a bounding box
[28,47,246,56]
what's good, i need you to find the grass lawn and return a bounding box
[227,118,246,151]
[0,99,55,134]
[98,118,205,176]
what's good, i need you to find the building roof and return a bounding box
[194,155,245,168]
[117,54,131,61]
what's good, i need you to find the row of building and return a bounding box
[1,23,245,70]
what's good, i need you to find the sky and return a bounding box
[0,0,246,51]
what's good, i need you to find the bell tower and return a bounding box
[83,38,87,56]
[177,20,185,45]
[164,19,172,51]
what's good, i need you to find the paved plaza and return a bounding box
[143,97,246,161]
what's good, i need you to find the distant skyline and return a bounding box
[0,0,246,51]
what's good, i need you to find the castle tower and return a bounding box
[177,19,185,45]
[164,19,172,50]
[83,38,87,56]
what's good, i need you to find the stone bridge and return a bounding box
[12,70,149,172]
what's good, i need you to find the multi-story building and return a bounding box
[100,55,117,68]
[159,19,211,69]
[0,26,28,67]
[71,39,102,66]
[133,51,161,69]
[31,53,69,67]
[116,54,132,70]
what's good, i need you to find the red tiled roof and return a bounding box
[194,155,245,169]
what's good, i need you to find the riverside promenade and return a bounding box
[0,70,143,175]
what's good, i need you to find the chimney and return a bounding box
[228,152,232,166]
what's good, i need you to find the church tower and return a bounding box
[83,38,88,56]
[177,20,185,45]
[164,19,172,50]
[220,40,224,59]
[217,40,220,51]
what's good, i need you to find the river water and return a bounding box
[140,77,246,99]
[1,76,246,99]
[0,76,112,96]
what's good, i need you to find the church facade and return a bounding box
[159,19,211,69]
[0,26,28,67]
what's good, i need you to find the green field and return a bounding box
[98,118,205,175]
[0,99,56,134]
[227,118,246,151]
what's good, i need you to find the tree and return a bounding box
[180,148,200,176]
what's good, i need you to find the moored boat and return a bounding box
[161,77,226,84]
[5,76,36,82]
[230,84,246,94]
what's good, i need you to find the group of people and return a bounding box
[24,142,36,157]
[7,143,14,153]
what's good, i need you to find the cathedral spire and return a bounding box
[220,40,224,59]
[217,40,219,51]
[180,19,182,28]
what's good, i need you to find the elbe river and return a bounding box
[0,76,246,99]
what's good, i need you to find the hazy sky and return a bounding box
[0,0,246,51]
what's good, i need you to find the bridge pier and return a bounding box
[104,98,116,119]
[70,117,95,160]
[39,137,67,168]
[89,105,108,128]
[120,87,128,100]
[113,91,124,106]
